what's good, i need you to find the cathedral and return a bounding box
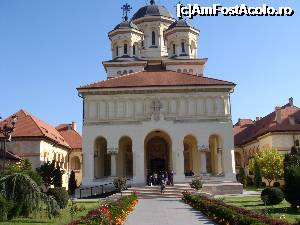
[78,0,239,191]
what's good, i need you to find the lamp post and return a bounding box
[0,115,18,172]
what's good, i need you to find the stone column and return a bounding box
[200,152,207,174]
[81,134,94,186]
[108,148,118,177]
[172,137,185,182]
[217,148,223,174]
[132,138,145,185]
[198,144,209,174]
[222,131,236,181]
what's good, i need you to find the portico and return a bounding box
[81,112,236,186]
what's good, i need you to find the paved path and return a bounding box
[125,198,217,225]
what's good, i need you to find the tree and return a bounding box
[0,173,59,219]
[68,170,77,196]
[284,147,300,209]
[36,160,56,189]
[238,167,246,187]
[0,159,42,186]
[53,165,63,188]
[250,149,284,187]
[253,158,262,187]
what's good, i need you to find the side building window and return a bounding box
[181,42,185,53]
[116,46,119,57]
[133,45,136,55]
[173,44,176,55]
[152,31,156,46]
[124,44,128,55]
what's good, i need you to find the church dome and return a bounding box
[132,0,173,21]
[167,19,192,31]
[113,20,139,30]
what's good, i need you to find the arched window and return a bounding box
[124,44,128,55]
[296,140,300,147]
[189,69,193,74]
[173,44,176,55]
[151,31,156,46]
[116,46,119,56]
[177,69,181,73]
[133,45,136,55]
[181,42,185,53]
[141,41,144,47]
[129,70,133,73]
[123,70,127,74]
[117,71,122,75]
[183,69,187,73]
[71,156,81,170]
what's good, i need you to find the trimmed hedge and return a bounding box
[182,192,294,225]
[261,187,284,205]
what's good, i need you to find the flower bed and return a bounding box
[182,192,295,225]
[67,194,138,225]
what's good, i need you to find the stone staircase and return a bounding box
[110,184,197,199]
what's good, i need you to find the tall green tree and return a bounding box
[68,170,77,196]
[53,165,63,188]
[36,160,56,188]
[253,158,262,187]
[238,167,247,187]
[284,146,300,209]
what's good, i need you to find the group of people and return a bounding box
[147,170,174,193]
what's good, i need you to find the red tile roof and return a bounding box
[0,110,81,150]
[234,102,300,146]
[56,124,82,150]
[78,70,235,89]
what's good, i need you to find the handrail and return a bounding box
[76,178,132,199]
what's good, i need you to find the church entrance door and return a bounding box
[145,131,171,176]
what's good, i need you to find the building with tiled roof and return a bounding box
[0,110,82,187]
[233,98,300,174]
[77,1,242,194]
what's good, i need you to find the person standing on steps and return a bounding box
[160,176,166,194]
[169,170,174,186]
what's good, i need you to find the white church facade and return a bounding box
[78,1,238,188]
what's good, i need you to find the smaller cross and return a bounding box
[121,3,132,21]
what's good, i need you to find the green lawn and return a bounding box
[0,201,100,225]
[223,196,300,223]
[244,186,264,192]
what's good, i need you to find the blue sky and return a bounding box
[1,0,299,133]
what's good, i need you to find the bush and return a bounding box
[113,177,127,196]
[261,182,267,187]
[0,195,14,221]
[47,187,69,209]
[273,182,281,188]
[261,187,284,205]
[190,176,203,190]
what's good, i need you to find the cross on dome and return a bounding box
[150,0,155,5]
[121,3,132,21]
